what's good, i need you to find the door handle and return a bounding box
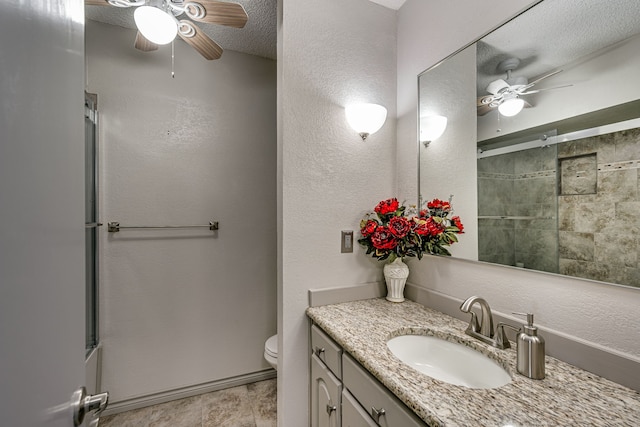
[71,386,109,426]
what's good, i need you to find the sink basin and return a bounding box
[387,334,511,389]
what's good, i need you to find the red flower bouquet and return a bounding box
[358,197,464,261]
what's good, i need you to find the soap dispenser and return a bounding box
[514,312,545,379]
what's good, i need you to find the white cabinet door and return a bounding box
[341,390,378,427]
[311,354,342,427]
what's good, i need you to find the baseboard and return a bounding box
[102,370,277,417]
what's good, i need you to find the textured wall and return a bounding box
[398,0,640,360]
[86,21,277,402]
[279,0,397,424]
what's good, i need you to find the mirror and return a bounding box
[418,0,640,288]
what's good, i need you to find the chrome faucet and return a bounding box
[460,296,510,349]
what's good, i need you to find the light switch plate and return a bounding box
[341,230,354,253]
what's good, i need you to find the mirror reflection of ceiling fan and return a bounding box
[86,0,248,60]
[477,57,572,117]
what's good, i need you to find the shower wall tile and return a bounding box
[594,233,637,268]
[558,136,600,159]
[478,154,514,174]
[617,201,640,235]
[559,259,610,283]
[557,197,575,231]
[477,177,513,216]
[514,176,557,204]
[614,128,640,161]
[514,146,556,174]
[559,231,594,262]
[571,202,611,234]
[560,154,597,195]
[597,169,638,203]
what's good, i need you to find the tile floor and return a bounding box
[98,379,276,427]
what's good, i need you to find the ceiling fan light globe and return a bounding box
[134,6,178,45]
[498,98,525,117]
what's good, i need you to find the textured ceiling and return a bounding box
[85,0,277,60]
[85,0,406,61]
[476,0,640,94]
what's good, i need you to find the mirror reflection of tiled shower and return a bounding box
[557,126,640,287]
[478,121,640,287]
[478,140,559,273]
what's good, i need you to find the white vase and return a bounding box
[383,257,409,302]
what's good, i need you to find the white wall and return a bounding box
[279,0,397,424]
[397,0,640,360]
[86,21,277,402]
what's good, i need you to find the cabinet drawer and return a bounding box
[343,354,426,427]
[342,389,378,427]
[311,324,343,379]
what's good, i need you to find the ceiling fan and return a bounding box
[477,57,571,117]
[86,0,248,60]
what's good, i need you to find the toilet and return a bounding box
[264,334,278,370]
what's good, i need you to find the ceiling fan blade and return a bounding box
[520,84,573,96]
[527,69,563,87]
[189,0,248,28]
[178,20,223,60]
[477,104,496,116]
[85,0,144,5]
[134,32,158,52]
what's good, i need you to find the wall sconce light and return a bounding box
[134,5,179,45]
[498,94,525,117]
[345,103,387,141]
[420,115,447,147]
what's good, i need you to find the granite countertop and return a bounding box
[306,298,640,426]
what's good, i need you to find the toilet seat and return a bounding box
[264,334,278,358]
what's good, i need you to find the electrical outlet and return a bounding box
[341,230,353,253]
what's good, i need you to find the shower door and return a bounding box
[85,92,100,353]
[477,142,559,273]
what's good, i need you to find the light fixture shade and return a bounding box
[498,97,525,117]
[420,115,448,143]
[345,103,387,140]
[134,6,178,45]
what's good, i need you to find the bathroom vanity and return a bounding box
[310,324,423,426]
[306,298,640,426]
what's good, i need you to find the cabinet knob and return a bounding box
[314,346,325,357]
[326,404,337,415]
[371,406,386,423]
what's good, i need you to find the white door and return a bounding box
[0,1,104,426]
